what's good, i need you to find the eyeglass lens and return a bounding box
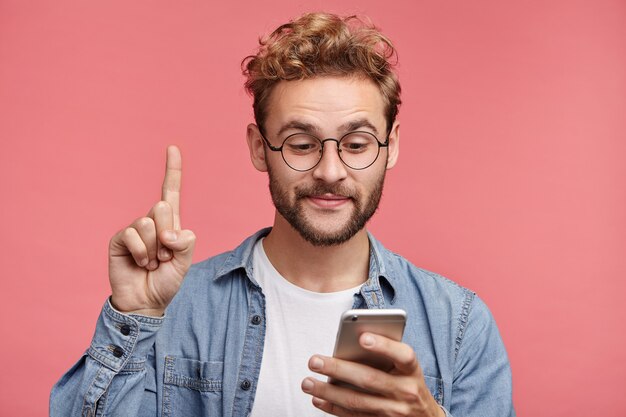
[281,132,382,171]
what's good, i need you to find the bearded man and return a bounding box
[51,12,515,417]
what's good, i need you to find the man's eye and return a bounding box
[341,141,370,153]
[285,135,320,153]
[340,132,378,153]
[286,141,319,153]
[346,143,367,150]
[292,144,315,150]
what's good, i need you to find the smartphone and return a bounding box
[331,309,407,373]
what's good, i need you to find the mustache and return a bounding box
[294,183,357,199]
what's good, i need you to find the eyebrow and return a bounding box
[339,119,379,136]
[276,121,319,137]
[276,118,380,137]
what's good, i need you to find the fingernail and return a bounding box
[362,334,375,347]
[301,378,314,393]
[139,258,148,267]
[159,247,171,259]
[148,260,159,270]
[310,356,324,371]
[164,231,177,242]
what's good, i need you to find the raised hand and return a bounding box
[108,145,196,316]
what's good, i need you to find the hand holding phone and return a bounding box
[303,309,443,416]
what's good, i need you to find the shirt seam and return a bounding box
[454,289,476,360]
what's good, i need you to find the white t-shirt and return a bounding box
[249,239,362,417]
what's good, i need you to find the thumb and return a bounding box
[159,229,196,264]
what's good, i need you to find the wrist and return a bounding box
[109,297,165,317]
[126,308,165,317]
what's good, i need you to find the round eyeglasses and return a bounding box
[260,130,389,171]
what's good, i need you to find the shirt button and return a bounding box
[240,379,251,390]
[112,346,124,358]
[120,324,131,336]
[251,315,262,325]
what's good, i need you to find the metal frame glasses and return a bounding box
[260,130,389,172]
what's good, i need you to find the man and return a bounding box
[51,12,514,417]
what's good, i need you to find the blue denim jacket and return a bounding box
[50,228,515,417]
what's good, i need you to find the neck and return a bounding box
[262,213,370,293]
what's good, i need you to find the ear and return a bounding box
[246,123,268,172]
[385,120,400,170]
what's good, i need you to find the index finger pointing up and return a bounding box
[162,145,182,230]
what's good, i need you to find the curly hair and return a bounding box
[242,12,401,133]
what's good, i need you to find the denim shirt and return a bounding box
[50,228,515,417]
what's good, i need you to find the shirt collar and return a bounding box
[363,230,397,306]
[214,228,397,303]
[214,227,271,284]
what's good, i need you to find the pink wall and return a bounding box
[1,1,625,415]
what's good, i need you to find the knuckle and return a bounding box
[133,217,154,234]
[398,387,419,404]
[122,227,136,240]
[345,393,363,410]
[153,200,171,212]
[388,403,412,417]
[136,217,154,231]
[400,347,417,367]
[361,371,378,391]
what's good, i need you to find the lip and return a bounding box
[306,194,351,209]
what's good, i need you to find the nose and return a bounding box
[311,139,348,183]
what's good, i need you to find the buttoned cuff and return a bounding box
[87,298,164,373]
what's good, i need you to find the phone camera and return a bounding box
[351,315,358,321]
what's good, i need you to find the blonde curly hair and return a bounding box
[242,12,401,133]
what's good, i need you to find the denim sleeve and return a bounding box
[50,299,163,417]
[449,295,515,417]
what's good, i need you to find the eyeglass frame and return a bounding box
[259,129,390,172]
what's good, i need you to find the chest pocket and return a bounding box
[162,356,223,417]
[423,374,444,405]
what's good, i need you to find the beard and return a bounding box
[267,165,385,247]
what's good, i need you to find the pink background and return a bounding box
[1,1,625,415]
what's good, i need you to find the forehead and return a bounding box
[264,76,387,135]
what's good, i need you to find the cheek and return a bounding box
[355,168,386,193]
[268,162,307,191]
